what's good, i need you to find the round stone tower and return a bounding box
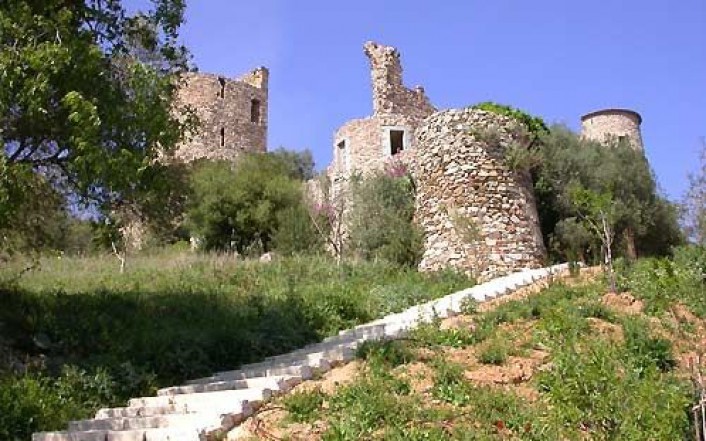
[413,108,547,281]
[580,108,644,152]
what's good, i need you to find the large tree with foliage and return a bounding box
[187,152,322,254]
[0,0,193,249]
[533,126,682,262]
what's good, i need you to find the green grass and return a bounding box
[0,250,471,440]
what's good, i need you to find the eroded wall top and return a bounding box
[364,41,435,120]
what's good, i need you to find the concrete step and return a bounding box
[187,363,314,385]
[128,387,270,411]
[95,406,180,420]
[68,412,223,432]
[158,374,301,396]
[33,427,203,441]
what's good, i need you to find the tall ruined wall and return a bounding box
[329,42,435,180]
[363,41,435,120]
[413,108,546,281]
[174,68,268,162]
[580,108,643,152]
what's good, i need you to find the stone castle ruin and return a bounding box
[172,41,644,280]
[323,41,644,280]
[174,67,269,162]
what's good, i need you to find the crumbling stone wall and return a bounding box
[329,42,435,180]
[174,67,268,162]
[413,108,546,281]
[363,41,435,120]
[580,108,643,152]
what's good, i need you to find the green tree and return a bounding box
[534,126,682,262]
[568,185,618,292]
[348,165,423,267]
[187,153,319,254]
[684,140,706,245]
[0,1,193,249]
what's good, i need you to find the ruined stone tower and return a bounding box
[580,108,644,152]
[330,42,435,179]
[174,67,269,162]
[326,41,546,280]
[413,109,547,281]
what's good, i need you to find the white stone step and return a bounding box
[158,375,301,396]
[68,412,223,432]
[187,362,313,385]
[33,427,202,441]
[128,387,269,410]
[95,406,179,419]
[262,344,357,366]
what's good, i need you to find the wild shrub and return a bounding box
[477,337,509,365]
[538,336,690,440]
[621,316,676,374]
[282,388,327,423]
[410,322,477,348]
[356,340,414,369]
[618,245,706,316]
[187,154,318,254]
[431,359,471,406]
[324,373,416,440]
[0,367,117,440]
[348,169,423,268]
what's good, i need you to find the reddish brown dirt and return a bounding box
[601,292,644,315]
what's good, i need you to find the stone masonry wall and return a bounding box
[413,108,546,281]
[329,42,435,180]
[174,68,268,162]
[363,41,435,120]
[580,108,643,152]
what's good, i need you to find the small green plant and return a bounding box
[409,321,476,349]
[431,359,471,406]
[282,388,327,423]
[621,316,676,374]
[477,338,509,365]
[356,340,414,369]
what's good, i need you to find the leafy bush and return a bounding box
[471,102,548,136]
[477,338,509,365]
[356,340,414,369]
[618,245,706,316]
[282,388,326,423]
[431,359,471,406]
[621,316,676,374]
[0,367,118,441]
[348,169,423,267]
[538,337,690,440]
[187,153,319,254]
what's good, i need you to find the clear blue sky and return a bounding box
[130,0,705,201]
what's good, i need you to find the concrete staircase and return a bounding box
[33,264,567,441]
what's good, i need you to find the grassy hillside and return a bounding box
[241,248,706,440]
[0,251,470,440]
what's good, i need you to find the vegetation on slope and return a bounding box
[243,247,706,440]
[0,252,470,439]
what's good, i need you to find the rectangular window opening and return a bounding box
[218,77,226,99]
[250,99,261,124]
[390,130,405,155]
[220,127,225,147]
